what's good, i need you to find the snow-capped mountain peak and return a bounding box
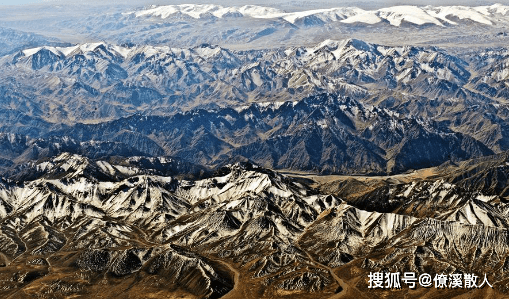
[21,43,131,59]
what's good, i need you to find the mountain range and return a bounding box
[1,153,508,298]
[132,3,509,27]
[2,2,509,298]
[0,38,508,175]
[2,2,509,51]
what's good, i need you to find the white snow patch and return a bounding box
[476,194,496,203]
[378,6,444,26]
[341,12,381,24]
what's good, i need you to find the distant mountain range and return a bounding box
[131,3,509,27]
[2,3,509,51]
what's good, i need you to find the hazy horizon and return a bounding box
[0,0,506,9]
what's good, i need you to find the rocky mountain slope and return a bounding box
[2,39,509,175]
[0,153,508,298]
[0,92,492,175]
[0,38,482,122]
[3,2,509,298]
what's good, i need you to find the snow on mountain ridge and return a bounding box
[21,43,131,58]
[378,5,444,27]
[19,42,232,62]
[426,5,493,25]
[131,3,509,27]
[4,152,509,297]
[132,4,286,20]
